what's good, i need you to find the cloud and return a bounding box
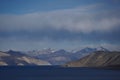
[0,4,120,51]
[0,4,120,33]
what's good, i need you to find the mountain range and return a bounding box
[24,47,109,65]
[1,46,118,66]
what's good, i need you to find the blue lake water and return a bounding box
[0,66,120,80]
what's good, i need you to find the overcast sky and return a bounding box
[0,0,120,51]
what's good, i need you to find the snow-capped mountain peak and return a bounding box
[96,46,109,52]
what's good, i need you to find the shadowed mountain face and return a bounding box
[0,51,51,66]
[64,51,120,67]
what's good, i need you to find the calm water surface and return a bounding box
[0,66,120,80]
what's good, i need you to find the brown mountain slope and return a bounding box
[64,51,120,67]
[0,51,51,66]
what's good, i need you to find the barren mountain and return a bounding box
[64,51,120,68]
[0,51,51,66]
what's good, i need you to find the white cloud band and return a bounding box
[0,4,120,33]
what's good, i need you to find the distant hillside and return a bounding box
[64,51,120,68]
[0,51,51,66]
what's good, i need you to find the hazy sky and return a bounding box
[0,0,120,51]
